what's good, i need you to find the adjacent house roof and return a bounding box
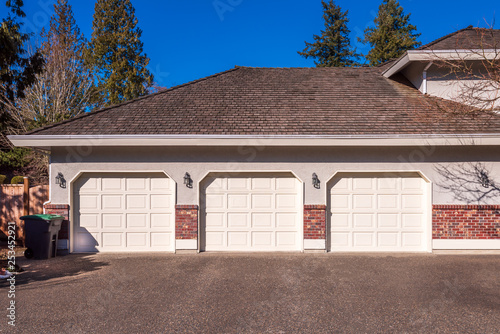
[419,26,500,50]
[23,66,500,137]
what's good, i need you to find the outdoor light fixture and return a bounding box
[55,172,66,189]
[479,171,490,188]
[312,173,320,189]
[184,172,193,188]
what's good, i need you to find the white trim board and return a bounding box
[433,239,500,250]
[9,134,500,148]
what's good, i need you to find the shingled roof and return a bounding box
[419,26,500,50]
[25,66,500,136]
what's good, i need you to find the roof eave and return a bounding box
[382,49,499,78]
[8,134,500,148]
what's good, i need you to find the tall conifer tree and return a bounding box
[361,0,421,66]
[86,0,154,106]
[298,0,358,67]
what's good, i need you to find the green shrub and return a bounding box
[10,176,25,184]
[0,175,6,184]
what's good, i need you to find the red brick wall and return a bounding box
[175,205,198,240]
[44,204,70,240]
[433,205,500,240]
[304,205,326,240]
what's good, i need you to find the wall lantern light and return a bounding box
[55,172,66,189]
[184,172,193,188]
[312,173,320,189]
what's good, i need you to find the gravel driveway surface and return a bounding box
[0,253,499,333]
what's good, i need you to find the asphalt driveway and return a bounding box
[1,253,499,333]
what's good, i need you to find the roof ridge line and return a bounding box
[24,67,242,135]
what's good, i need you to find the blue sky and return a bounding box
[13,0,500,88]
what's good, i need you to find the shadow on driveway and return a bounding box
[0,253,108,289]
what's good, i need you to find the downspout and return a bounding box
[422,62,433,95]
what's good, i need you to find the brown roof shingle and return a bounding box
[25,66,500,136]
[419,26,500,50]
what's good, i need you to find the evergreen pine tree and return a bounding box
[86,0,154,106]
[298,0,358,67]
[361,0,421,66]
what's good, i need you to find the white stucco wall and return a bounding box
[48,145,500,206]
[401,62,500,109]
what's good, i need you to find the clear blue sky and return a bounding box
[13,0,500,88]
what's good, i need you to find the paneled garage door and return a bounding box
[73,173,175,252]
[329,173,429,252]
[201,174,302,251]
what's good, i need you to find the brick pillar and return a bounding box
[433,205,500,239]
[303,205,327,250]
[175,205,198,251]
[44,204,70,253]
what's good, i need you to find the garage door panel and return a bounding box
[126,194,147,210]
[151,233,172,248]
[378,194,399,209]
[202,174,301,252]
[353,233,374,247]
[80,195,99,210]
[151,214,172,228]
[378,233,399,247]
[252,232,273,247]
[227,213,249,228]
[151,194,171,209]
[331,194,350,209]
[353,195,374,209]
[102,232,123,247]
[330,173,428,252]
[206,194,225,209]
[276,178,296,190]
[276,194,296,209]
[331,232,350,247]
[126,214,148,228]
[402,233,423,247]
[253,178,273,190]
[253,194,273,209]
[252,213,273,228]
[205,232,224,248]
[228,232,248,247]
[228,178,249,190]
[378,214,399,228]
[206,213,225,227]
[74,174,174,252]
[402,214,423,228]
[102,214,122,229]
[353,178,374,190]
[276,232,297,247]
[79,178,99,192]
[276,213,297,228]
[228,194,249,209]
[126,178,148,191]
[127,233,147,247]
[80,214,99,229]
[331,213,349,228]
[102,178,123,191]
[353,214,374,228]
[378,178,398,190]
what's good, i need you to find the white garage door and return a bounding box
[329,173,429,252]
[73,173,175,252]
[201,174,302,251]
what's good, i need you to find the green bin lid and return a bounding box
[20,214,65,221]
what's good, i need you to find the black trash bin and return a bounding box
[20,214,64,260]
